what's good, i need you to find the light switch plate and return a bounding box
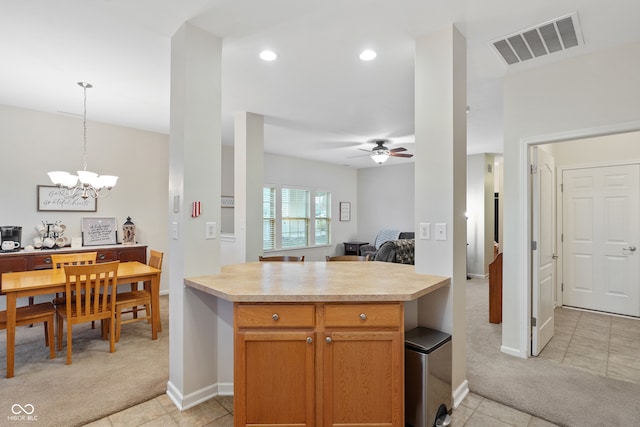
[419,223,431,240]
[205,222,217,239]
[435,223,447,241]
[171,222,179,240]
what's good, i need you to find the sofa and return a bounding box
[360,231,415,264]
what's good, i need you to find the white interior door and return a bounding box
[532,146,556,356]
[563,164,640,317]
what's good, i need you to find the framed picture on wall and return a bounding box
[37,185,97,212]
[339,202,351,221]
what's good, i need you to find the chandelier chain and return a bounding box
[82,83,88,172]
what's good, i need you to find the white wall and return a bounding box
[466,154,495,277]
[502,41,640,357]
[356,163,415,243]
[551,131,640,167]
[0,104,169,290]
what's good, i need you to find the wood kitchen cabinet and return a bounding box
[234,302,404,427]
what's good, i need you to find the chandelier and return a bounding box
[48,82,118,199]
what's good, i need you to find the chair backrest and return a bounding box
[326,255,370,262]
[259,255,305,262]
[63,261,119,322]
[148,249,164,270]
[51,252,97,269]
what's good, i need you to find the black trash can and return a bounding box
[405,327,452,427]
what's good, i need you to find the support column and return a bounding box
[234,112,265,262]
[167,23,223,409]
[414,25,468,407]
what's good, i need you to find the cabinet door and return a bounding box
[322,330,404,427]
[235,330,315,427]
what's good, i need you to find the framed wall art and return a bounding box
[37,185,97,212]
[339,202,351,221]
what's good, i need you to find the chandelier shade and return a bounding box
[370,148,390,164]
[48,82,118,199]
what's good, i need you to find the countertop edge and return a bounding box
[184,274,450,303]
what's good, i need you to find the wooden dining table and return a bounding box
[1,261,161,378]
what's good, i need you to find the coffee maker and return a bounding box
[1,226,22,250]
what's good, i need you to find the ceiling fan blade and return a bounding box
[390,152,413,158]
[347,154,371,158]
[390,147,407,153]
[357,148,372,153]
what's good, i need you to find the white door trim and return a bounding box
[513,119,640,358]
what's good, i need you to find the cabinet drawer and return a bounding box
[96,250,118,262]
[31,254,54,269]
[236,304,315,328]
[324,303,402,328]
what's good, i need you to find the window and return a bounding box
[263,187,276,250]
[315,191,331,245]
[281,188,309,248]
[263,186,331,250]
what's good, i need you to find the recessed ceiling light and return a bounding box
[359,50,377,61]
[259,50,278,61]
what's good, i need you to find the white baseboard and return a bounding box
[166,380,220,411]
[452,379,469,409]
[467,273,489,279]
[500,345,527,358]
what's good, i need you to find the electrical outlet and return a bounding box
[205,222,217,239]
[419,223,431,240]
[435,223,447,241]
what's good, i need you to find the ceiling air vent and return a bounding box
[491,12,583,66]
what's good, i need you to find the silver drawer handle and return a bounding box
[325,337,332,343]
[272,313,279,321]
[306,337,313,344]
[360,313,367,320]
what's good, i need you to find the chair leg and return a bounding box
[109,315,116,353]
[47,318,55,359]
[115,308,121,343]
[57,314,64,351]
[66,323,73,365]
[43,323,49,346]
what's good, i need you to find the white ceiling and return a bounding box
[2,0,639,168]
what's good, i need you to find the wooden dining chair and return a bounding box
[56,261,120,365]
[51,252,98,327]
[0,303,56,360]
[326,255,370,261]
[114,249,163,341]
[258,255,305,262]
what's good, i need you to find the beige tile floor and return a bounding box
[539,307,640,384]
[85,392,559,427]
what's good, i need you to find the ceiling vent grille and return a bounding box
[491,12,583,66]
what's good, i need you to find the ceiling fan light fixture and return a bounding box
[359,49,377,61]
[259,50,278,61]
[370,150,389,164]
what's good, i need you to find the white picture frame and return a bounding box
[82,217,118,246]
[339,202,351,221]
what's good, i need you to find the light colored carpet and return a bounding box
[0,295,169,427]
[466,278,640,427]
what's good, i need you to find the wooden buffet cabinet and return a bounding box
[0,244,147,291]
[185,261,450,427]
[234,302,404,427]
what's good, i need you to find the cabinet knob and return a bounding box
[306,337,313,344]
[325,336,332,343]
[360,313,367,320]
[98,254,106,260]
[44,257,51,264]
[272,313,279,321]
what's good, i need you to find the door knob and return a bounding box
[623,245,637,253]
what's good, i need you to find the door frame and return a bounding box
[557,159,640,311]
[518,121,640,357]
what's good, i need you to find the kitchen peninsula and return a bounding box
[185,261,450,427]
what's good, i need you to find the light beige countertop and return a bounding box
[184,261,450,303]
